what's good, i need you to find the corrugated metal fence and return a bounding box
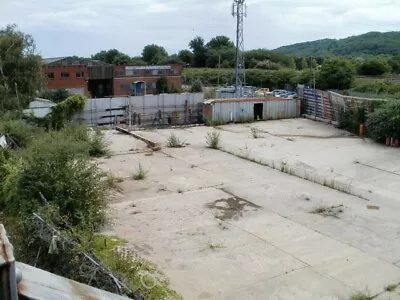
[298,86,386,123]
[74,93,205,128]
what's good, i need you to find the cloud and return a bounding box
[0,0,399,57]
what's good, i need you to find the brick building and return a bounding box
[42,57,182,98]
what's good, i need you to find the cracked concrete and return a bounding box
[100,119,400,300]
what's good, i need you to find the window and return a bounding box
[117,70,126,77]
[146,82,156,89]
[76,72,84,78]
[169,68,177,76]
[45,73,55,79]
[61,72,70,79]
[144,70,152,76]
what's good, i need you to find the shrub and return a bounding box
[1,131,107,230]
[366,101,400,142]
[191,80,203,93]
[167,133,185,148]
[206,131,221,149]
[88,129,109,157]
[0,119,43,148]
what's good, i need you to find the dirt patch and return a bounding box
[206,196,261,221]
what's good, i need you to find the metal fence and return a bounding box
[298,85,387,123]
[75,93,205,128]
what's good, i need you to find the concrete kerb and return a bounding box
[218,146,392,203]
[115,127,161,151]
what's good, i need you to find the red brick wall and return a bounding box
[43,66,89,95]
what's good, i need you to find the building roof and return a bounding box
[42,57,69,65]
[42,56,111,67]
[204,97,296,104]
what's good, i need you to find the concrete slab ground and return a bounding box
[101,119,400,300]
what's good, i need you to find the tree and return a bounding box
[311,58,318,68]
[0,24,42,111]
[288,57,296,69]
[142,44,168,65]
[112,53,132,65]
[300,57,308,70]
[39,89,69,103]
[156,76,169,94]
[178,50,193,66]
[189,36,207,67]
[388,56,400,74]
[206,36,234,50]
[358,59,390,76]
[91,49,121,64]
[318,58,354,90]
[157,54,183,65]
[130,56,147,66]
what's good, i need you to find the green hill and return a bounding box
[274,31,400,57]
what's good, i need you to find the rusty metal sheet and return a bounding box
[17,262,130,300]
[0,224,18,300]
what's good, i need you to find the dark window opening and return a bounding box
[76,72,84,78]
[61,72,70,79]
[46,72,55,79]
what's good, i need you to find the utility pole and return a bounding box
[217,54,221,87]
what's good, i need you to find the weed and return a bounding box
[105,174,124,191]
[353,159,360,164]
[250,127,259,139]
[133,163,146,180]
[310,205,344,218]
[207,242,225,250]
[218,222,229,230]
[89,129,110,157]
[190,164,197,168]
[385,284,399,292]
[93,235,181,299]
[177,188,184,194]
[206,131,221,149]
[349,292,372,300]
[167,133,186,148]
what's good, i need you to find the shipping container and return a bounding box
[203,97,301,123]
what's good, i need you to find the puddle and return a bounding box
[206,196,260,220]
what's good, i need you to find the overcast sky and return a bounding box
[1,0,400,58]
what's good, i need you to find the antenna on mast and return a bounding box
[232,0,247,98]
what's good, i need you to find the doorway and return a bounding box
[254,103,263,121]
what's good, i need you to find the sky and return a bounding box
[1,0,400,58]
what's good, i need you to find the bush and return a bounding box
[366,101,400,142]
[39,89,69,103]
[167,133,185,148]
[0,119,43,148]
[206,131,221,149]
[1,129,107,230]
[88,129,109,157]
[190,80,203,93]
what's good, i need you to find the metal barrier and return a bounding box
[0,224,20,300]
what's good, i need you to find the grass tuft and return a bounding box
[310,204,344,218]
[385,284,399,292]
[167,133,186,148]
[250,127,259,139]
[206,131,221,149]
[133,163,146,180]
